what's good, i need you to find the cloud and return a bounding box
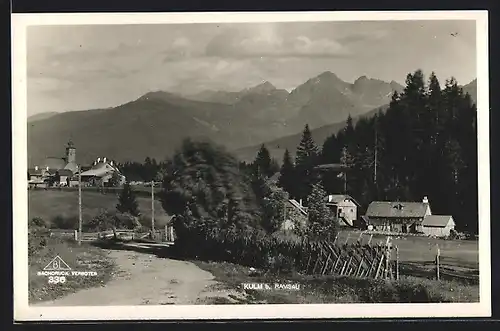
[204,26,350,59]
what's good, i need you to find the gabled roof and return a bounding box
[366,201,430,218]
[422,215,454,227]
[63,162,78,173]
[326,194,361,207]
[80,161,120,177]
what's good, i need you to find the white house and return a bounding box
[325,194,360,227]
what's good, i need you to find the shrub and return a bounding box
[51,215,78,229]
[116,181,140,216]
[85,210,141,237]
[306,183,337,241]
[28,218,49,257]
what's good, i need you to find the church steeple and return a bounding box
[65,139,76,164]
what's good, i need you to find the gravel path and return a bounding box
[34,246,247,306]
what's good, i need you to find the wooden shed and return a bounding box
[422,215,455,237]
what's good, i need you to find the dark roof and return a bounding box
[422,215,454,227]
[56,169,74,176]
[365,201,430,218]
[325,194,361,207]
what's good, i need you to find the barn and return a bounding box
[365,197,432,233]
[422,215,455,237]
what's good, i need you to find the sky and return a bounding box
[27,20,477,116]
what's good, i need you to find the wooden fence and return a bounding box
[49,225,176,243]
[299,239,395,280]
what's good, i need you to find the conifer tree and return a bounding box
[295,124,320,203]
[116,181,140,217]
[306,182,337,241]
[278,149,296,198]
[253,144,274,178]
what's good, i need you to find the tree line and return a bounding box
[116,157,169,183]
[244,70,477,233]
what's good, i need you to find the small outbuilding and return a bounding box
[325,194,360,227]
[422,215,455,237]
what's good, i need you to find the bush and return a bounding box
[85,210,141,235]
[28,218,49,257]
[51,215,78,229]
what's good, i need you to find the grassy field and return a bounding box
[335,230,479,283]
[28,189,173,229]
[29,237,116,303]
[194,260,479,304]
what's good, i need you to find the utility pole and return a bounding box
[151,180,155,239]
[78,165,82,245]
[344,172,347,194]
[374,128,378,185]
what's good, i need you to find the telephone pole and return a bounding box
[78,166,82,245]
[374,128,378,185]
[151,180,155,239]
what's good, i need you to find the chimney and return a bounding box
[103,157,107,163]
[97,157,101,163]
[35,166,38,171]
[46,166,49,171]
[299,199,303,207]
[423,196,429,204]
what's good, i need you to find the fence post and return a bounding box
[395,245,399,280]
[357,232,363,244]
[74,230,78,241]
[367,234,373,246]
[436,244,440,281]
[384,236,390,279]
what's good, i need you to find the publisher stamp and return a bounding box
[36,255,98,284]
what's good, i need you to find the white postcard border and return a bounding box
[12,10,490,321]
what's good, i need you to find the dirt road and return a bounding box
[34,246,247,306]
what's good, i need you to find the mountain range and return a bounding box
[234,78,479,162]
[27,71,476,166]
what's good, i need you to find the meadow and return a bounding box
[28,189,173,229]
[335,230,479,283]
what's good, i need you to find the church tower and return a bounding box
[65,139,76,164]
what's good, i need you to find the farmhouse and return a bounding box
[325,194,360,227]
[79,157,126,186]
[27,166,49,188]
[421,215,455,237]
[365,197,432,233]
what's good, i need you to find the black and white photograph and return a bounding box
[12,11,490,320]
